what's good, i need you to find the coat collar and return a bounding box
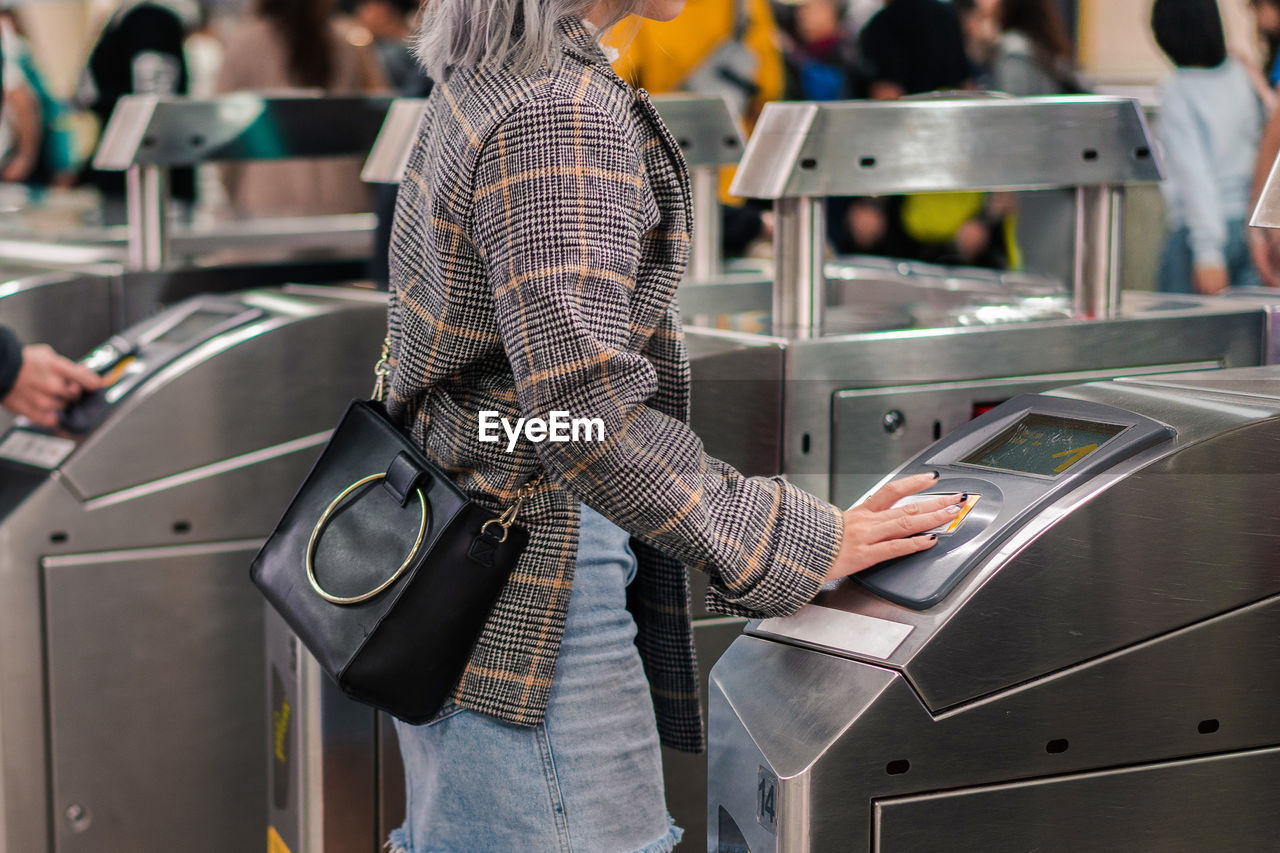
[556,17,614,70]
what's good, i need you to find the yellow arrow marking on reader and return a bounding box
[1052,443,1099,474]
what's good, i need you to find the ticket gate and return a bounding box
[708,364,1280,852]
[0,287,385,853]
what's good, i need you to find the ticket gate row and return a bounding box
[709,365,1280,852]
[0,288,384,853]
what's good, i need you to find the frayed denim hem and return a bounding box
[385,826,410,853]
[387,816,682,853]
[634,814,683,853]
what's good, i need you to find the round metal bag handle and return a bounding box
[306,473,428,605]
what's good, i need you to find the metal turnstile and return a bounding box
[0,262,121,360]
[0,96,395,367]
[0,286,384,853]
[708,364,1280,852]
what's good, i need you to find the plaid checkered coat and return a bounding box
[386,17,843,753]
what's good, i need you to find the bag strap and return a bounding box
[373,335,545,538]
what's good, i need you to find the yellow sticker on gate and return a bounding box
[944,494,980,533]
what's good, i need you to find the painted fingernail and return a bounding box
[929,534,938,540]
[959,493,970,503]
[930,470,941,480]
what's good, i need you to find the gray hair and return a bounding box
[415,0,642,80]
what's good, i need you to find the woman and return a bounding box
[993,0,1082,96]
[992,0,1085,282]
[1153,0,1264,294]
[386,2,965,851]
[216,0,383,218]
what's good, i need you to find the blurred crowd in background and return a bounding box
[1,0,1279,292]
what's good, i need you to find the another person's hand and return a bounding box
[1192,265,1229,296]
[824,473,967,582]
[1,345,102,428]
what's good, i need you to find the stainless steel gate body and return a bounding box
[0,286,385,853]
[709,366,1280,852]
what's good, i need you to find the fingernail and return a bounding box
[929,534,938,540]
[947,504,962,514]
[959,493,970,503]
[930,470,941,480]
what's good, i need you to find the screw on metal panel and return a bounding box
[882,410,906,434]
[65,804,91,832]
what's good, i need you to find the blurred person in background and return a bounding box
[952,0,1000,88]
[344,0,427,95]
[992,0,1083,95]
[216,0,385,219]
[0,33,102,426]
[343,0,431,287]
[1152,0,1264,295]
[776,0,866,101]
[1251,0,1280,90]
[612,0,785,258]
[836,0,1013,269]
[77,0,197,210]
[613,0,784,126]
[991,0,1086,284]
[858,0,972,100]
[0,6,39,184]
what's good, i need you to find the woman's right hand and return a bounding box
[824,473,967,583]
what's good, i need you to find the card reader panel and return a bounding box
[854,394,1174,609]
[58,298,266,434]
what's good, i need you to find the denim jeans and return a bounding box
[388,504,682,853]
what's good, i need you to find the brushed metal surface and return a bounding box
[788,297,1265,502]
[731,97,1161,199]
[652,95,746,170]
[875,748,1280,852]
[828,359,1221,507]
[713,594,1280,851]
[0,288,387,852]
[687,331,787,480]
[1251,147,1280,227]
[1072,185,1124,319]
[907,415,1280,711]
[60,287,386,497]
[0,269,117,358]
[43,543,266,853]
[773,198,826,338]
[710,366,1280,852]
[93,95,394,170]
[361,98,429,185]
[757,606,913,660]
[663,618,746,851]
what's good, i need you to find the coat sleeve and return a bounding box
[472,94,842,618]
[0,326,23,400]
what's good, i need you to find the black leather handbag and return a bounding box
[250,340,536,724]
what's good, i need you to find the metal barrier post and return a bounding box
[126,164,170,271]
[773,198,826,338]
[1074,185,1125,320]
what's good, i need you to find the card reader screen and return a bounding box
[961,414,1125,477]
